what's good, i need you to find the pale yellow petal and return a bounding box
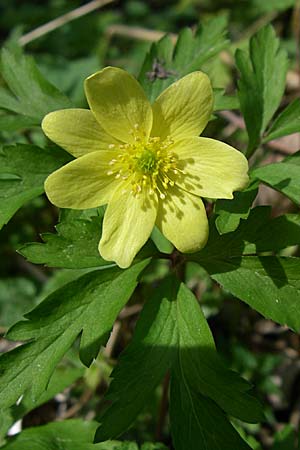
[84,67,153,144]
[151,71,213,141]
[156,186,208,253]
[99,185,158,268]
[42,109,119,158]
[45,151,120,209]
[171,137,249,199]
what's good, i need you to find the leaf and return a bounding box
[0,366,84,438]
[214,181,259,234]
[236,25,288,156]
[0,278,37,328]
[150,226,174,254]
[263,99,300,142]
[0,260,150,410]
[192,207,300,330]
[170,378,251,450]
[272,425,296,450]
[252,152,300,205]
[1,419,167,450]
[0,46,71,128]
[139,16,228,102]
[19,208,158,269]
[0,144,70,229]
[95,276,178,441]
[213,88,239,111]
[95,278,262,447]
[0,114,37,132]
[19,213,109,269]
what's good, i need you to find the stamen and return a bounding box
[105,132,181,199]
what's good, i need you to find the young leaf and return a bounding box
[0,260,149,410]
[95,279,262,447]
[0,144,70,229]
[236,25,288,156]
[214,181,259,234]
[139,16,228,102]
[263,98,300,142]
[0,46,71,128]
[252,152,300,205]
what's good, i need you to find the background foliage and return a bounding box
[1,0,300,449]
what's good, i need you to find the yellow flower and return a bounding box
[43,67,248,268]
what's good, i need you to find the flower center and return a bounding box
[106,126,182,199]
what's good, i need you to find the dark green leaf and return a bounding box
[0,47,71,127]
[1,419,167,450]
[236,25,288,156]
[0,260,149,409]
[264,99,300,142]
[272,425,296,450]
[200,206,300,259]
[170,377,251,450]
[215,181,258,234]
[192,207,300,330]
[96,280,262,446]
[0,366,84,438]
[0,144,70,229]
[95,276,178,441]
[139,16,228,102]
[252,152,300,205]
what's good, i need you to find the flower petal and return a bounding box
[45,151,120,209]
[172,137,249,199]
[151,71,213,141]
[99,185,158,268]
[42,109,119,158]
[156,186,208,253]
[85,67,153,143]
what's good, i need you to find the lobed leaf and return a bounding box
[252,151,300,205]
[236,25,288,156]
[0,144,70,229]
[139,16,228,102]
[263,98,300,143]
[0,46,71,129]
[192,207,300,330]
[95,279,262,448]
[0,260,150,410]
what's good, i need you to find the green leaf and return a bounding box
[213,88,239,111]
[263,99,300,142]
[1,419,167,450]
[0,113,37,132]
[0,144,70,229]
[0,278,37,328]
[272,425,296,450]
[191,207,300,330]
[0,366,84,438]
[0,260,150,409]
[170,378,251,450]
[95,279,262,447]
[215,181,258,234]
[150,226,174,254]
[19,213,109,269]
[95,276,178,441]
[236,25,288,156]
[0,46,71,128]
[139,16,228,102]
[252,152,300,205]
